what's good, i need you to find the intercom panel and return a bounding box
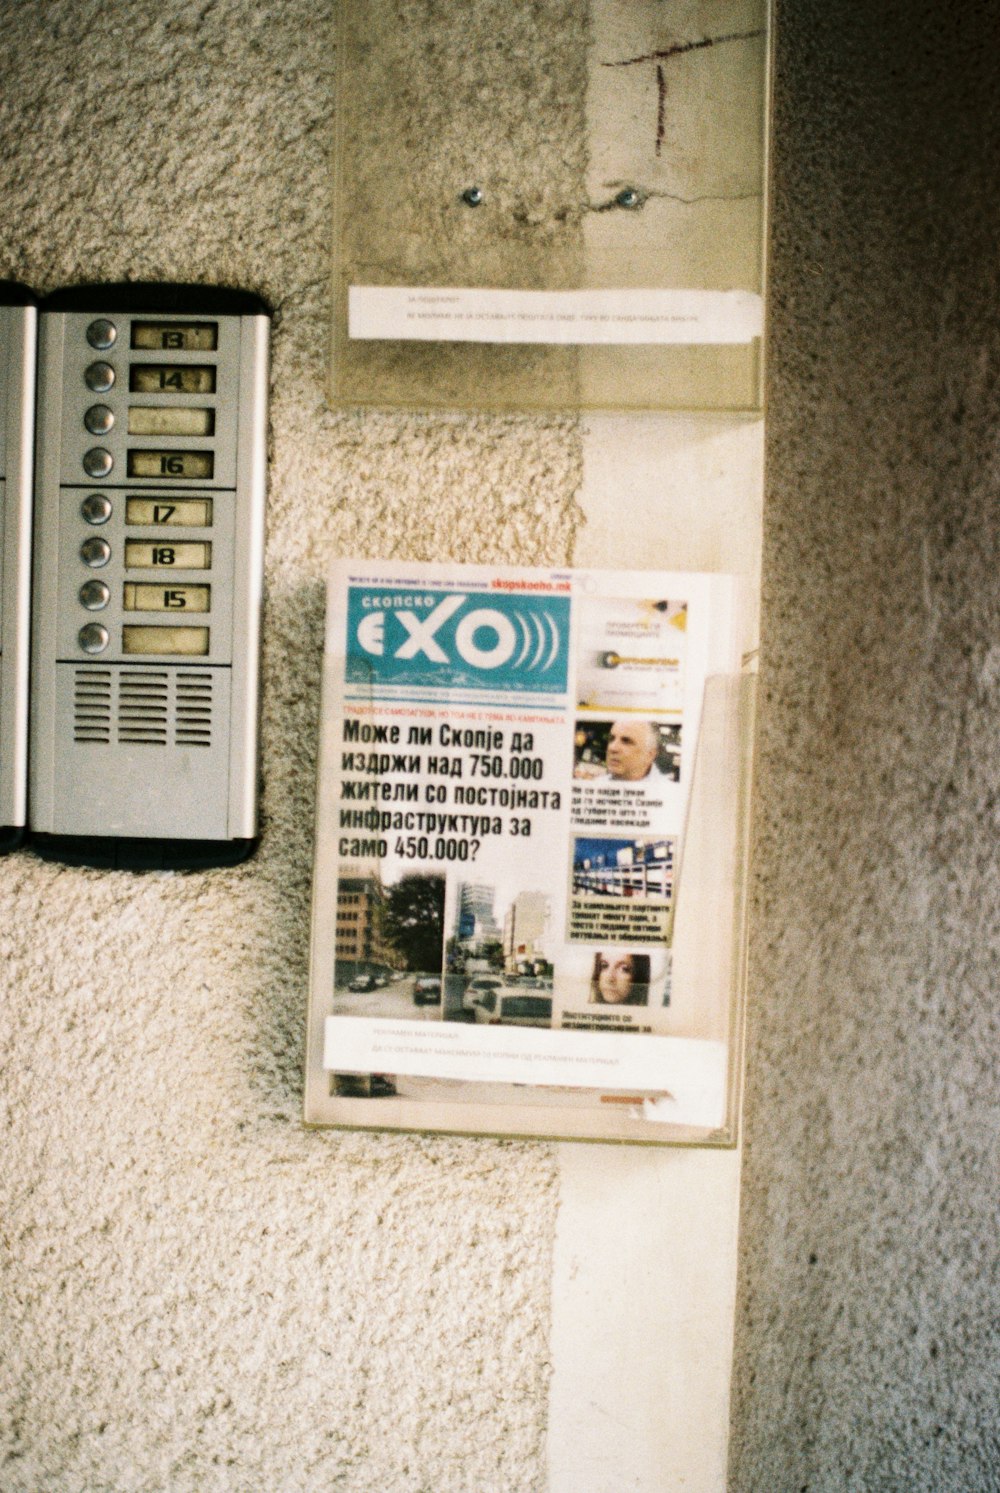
[0,283,37,853]
[30,284,270,869]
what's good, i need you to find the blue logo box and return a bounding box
[345,585,571,695]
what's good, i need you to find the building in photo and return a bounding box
[335,872,390,981]
[503,889,552,974]
[457,883,503,952]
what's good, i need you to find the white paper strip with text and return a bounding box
[349,286,765,346]
[325,1017,727,1128]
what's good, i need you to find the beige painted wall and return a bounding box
[0,6,565,1487]
[1,2,997,1489]
[732,1,1000,1485]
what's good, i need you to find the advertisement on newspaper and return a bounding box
[311,559,739,1123]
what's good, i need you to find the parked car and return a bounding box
[333,1073,396,1098]
[412,975,442,1005]
[348,973,377,992]
[462,974,504,1012]
[468,987,552,1027]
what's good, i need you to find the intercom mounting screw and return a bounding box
[615,187,642,209]
[461,186,484,207]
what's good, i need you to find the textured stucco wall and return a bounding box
[0,4,577,1488]
[733,2,1000,1486]
[3,0,999,1487]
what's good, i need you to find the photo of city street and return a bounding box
[444,881,554,1029]
[331,867,445,1022]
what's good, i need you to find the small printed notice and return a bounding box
[309,560,739,1129]
[348,286,765,346]
[326,1018,727,1129]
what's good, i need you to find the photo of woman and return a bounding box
[589,950,651,1006]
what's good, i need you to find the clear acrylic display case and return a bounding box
[304,561,758,1146]
[329,0,771,413]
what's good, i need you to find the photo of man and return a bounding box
[573,719,681,784]
[604,720,665,782]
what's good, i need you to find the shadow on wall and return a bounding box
[237,576,328,1113]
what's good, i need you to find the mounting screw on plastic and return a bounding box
[615,187,641,209]
[461,186,484,207]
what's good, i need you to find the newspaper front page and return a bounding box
[307,559,743,1139]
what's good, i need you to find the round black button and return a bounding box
[84,404,115,435]
[85,361,115,392]
[78,623,109,654]
[82,448,113,478]
[80,536,111,568]
[81,494,112,525]
[79,580,110,610]
[86,319,117,350]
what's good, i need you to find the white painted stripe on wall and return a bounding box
[548,1146,743,1492]
[546,412,762,1490]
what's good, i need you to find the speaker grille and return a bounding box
[73,669,112,743]
[175,673,213,748]
[118,670,169,745]
[70,666,215,748]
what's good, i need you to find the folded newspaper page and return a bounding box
[306,559,747,1142]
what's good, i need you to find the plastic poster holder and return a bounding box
[304,562,756,1146]
[329,0,770,413]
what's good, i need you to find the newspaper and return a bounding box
[308,559,740,1129]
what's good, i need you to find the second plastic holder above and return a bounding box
[329,0,770,414]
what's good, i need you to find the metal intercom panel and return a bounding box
[0,283,37,854]
[30,284,270,869]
